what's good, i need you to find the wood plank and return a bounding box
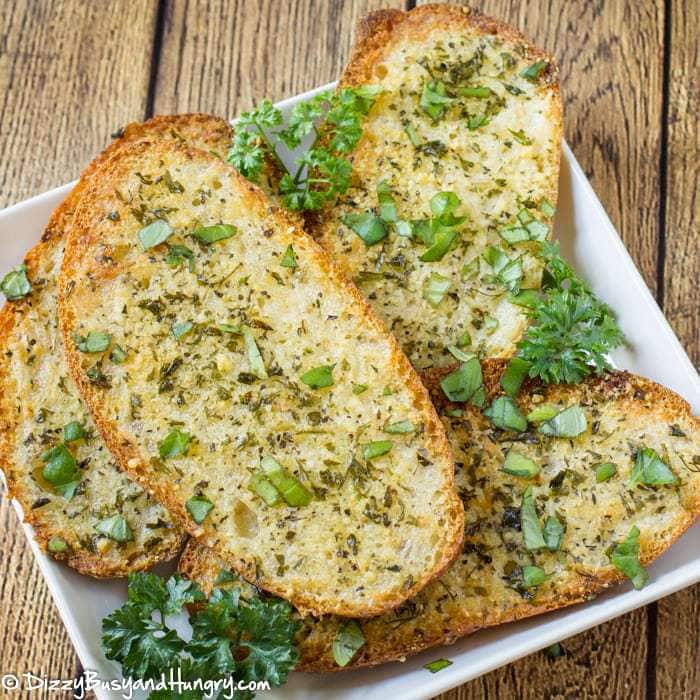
[655,0,700,694]
[411,0,665,697]
[152,0,403,117]
[0,0,158,207]
[0,0,158,683]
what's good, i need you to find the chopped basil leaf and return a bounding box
[526,220,549,241]
[138,220,173,249]
[526,404,559,422]
[501,357,531,397]
[217,323,241,334]
[63,421,85,443]
[482,246,522,293]
[352,383,368,395]
[430,192,460,218]
[423,272,451,306]
[75,331,111,353]
[456,330,472,348]
[384,420,414,434]
[447,345,473,362]
[500,226,530,244]
[540,199,556,217]
[342,212,387,246]
[404,123,422,147]
[249,473,282,506]
[166,244,195,270]
[420,80,453,121]
[48,536,68,553]
[110,344,127,364]
[517,209,534,225]
[395,220,414,238]
[186,496,214,524]
[595,462,617,483]
[484,396,527,432]
[521,60,549,81]
[332,620,365,667]
[158,429,191,459]
[509,128,532,145]
[300,364,334,389]
[377,181,398,222]
[1,264,32,300]
[539,405,587,438]
[509,288,541,308]
[420,229,459,262]
[629,447,678,486]
[502,450,539,478]
[543,515,565,551]
[521,486,546,550]
[607,526,648,590]
[41,445,80,499]
[95,514,133,542]
[440,358,483,405]
[242,326,268,380]
[261,456,312,507]
[280,244,297,269]
[522,565,546,588]
[467,114,489,130]
[363,440,393,461]
[424,658,453,673]
[192,223,236,244]
[458,85,492,98]
[172,321,193,340]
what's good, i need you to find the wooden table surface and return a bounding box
[0,1,697,698]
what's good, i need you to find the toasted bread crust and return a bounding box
[0,115,237,577]
[58,138,463,616]
[309,5,562,369]
[180,360,700,670]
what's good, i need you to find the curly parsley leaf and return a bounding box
[517,242,624,384]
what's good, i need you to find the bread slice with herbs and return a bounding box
[309,5,562,370]
[181,359,700,670]
[0,113,236,576]
[57,138,464,616]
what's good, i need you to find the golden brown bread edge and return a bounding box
[56,137,464,616]
[179,359,700,671]
[0,114,234,576]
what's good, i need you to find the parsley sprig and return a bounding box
[517,241,624,383]
[102,572,299,699]
[227,86,382,211]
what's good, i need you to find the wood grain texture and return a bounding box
[655,0,700,697]
[152,0,401,116]
[0,0,158,692]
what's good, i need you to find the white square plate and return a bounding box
[1,85,698,700]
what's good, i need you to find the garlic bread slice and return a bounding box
[181,360,700,670]
[58,139,463,616]
[310,5,562,369]
[0,114,235,576]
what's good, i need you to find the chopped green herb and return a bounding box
[595,462,617,482]
[217,322,241,334]
[420,230,459,262]
[171,321,193,340]
[192,223,236,244]
[501,357,531,397]
[509,288,541,308]
[423,272,452,306]
[447,345,473,362]
[75,331,111,353]
[440,357,484,405]
[509,128,533,145]
[158,429,191,459]
[377,181,398,222]
[186,496,214,524]
[522,565,546,588]
[363,440,393,461]
[138,220,173,249]
[527,404,559,422]
[629,447,678,486]
[280,244,297,269]
[607,526,648,590]
[333,620,365,667]
[458,86,492,98]
[242,326,268,380]
[48,536,68,553]
[110,344,127,364]
[483,246,523,293]
[521,486,546,550]
[342,212,387,246]
[540,199,556,217]
[261,456,312,507]
[63,421,85,443]
[41,445,80,499]
[1,264,32,300]
[467,114,489,130]
[384,420,414,434]
[521,60,549,81]
[424,658,453,673]
[484,396,527,432]
[300,364,334,389]
[539,405,587,438]
[456,330,472,348]
[249,473,281,506]
[543,515,565,551]
[215,568,236,585]
[165,244,195,271]
[95,514,133,542]
[502,450,539,478]
[500,226,530,244]
[352,383,368,395]
[420,79,453,121]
